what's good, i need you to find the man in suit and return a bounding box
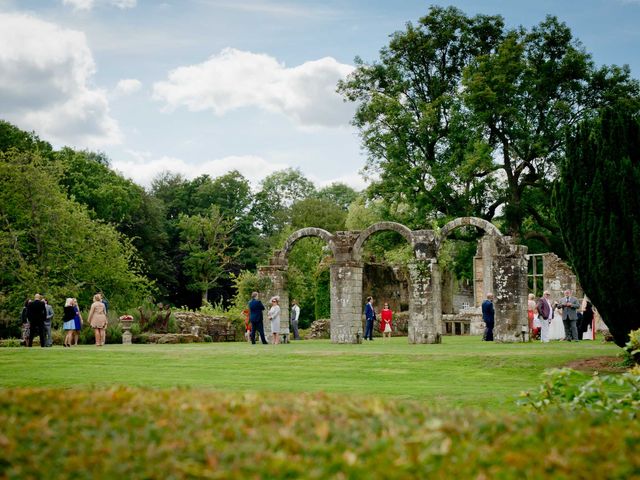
[364,296,376,341]
[248,291,268,344]
[481,293,495,341]
[536,291,554,343]
[26,293,47,347]
[558,289,580,341]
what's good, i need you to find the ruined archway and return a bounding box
[258,228,335,343]
[437,217,528,342]
[258,217,528,344]
[352,221,415,262]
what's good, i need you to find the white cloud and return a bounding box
[113,150,289,187]
[62,0,137,11]
[113,78,142,97]
[315,172,368,192]
[152,48,355,128]
[0,12,121,147]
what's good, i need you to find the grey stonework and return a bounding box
[258,217,530,344]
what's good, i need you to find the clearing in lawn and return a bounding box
[0,336,621,411]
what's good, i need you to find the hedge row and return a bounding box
[1,387,638,479]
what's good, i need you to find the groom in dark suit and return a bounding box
[364,296,376,341]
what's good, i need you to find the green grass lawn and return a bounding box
[0,336,621,412]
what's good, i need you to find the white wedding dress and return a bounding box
[548,308,566,340]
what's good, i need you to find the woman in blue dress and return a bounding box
[72,298,83,346]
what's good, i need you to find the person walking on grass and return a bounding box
[482,293,495,341]
[87,294,108,346]
[248,292,267,345]
[268,296,281,345]
[62,298,76,347]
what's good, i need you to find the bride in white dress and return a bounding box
[548,307,566,340]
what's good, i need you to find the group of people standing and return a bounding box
[21,292,110,347]
[363,296,393,341]
[481,289,595,342]
[246,292,302,345]
[531,290,594,343]
[20,294,55,347]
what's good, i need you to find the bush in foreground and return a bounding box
[0,387,638,479]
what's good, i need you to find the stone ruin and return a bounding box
[258,217,530,344]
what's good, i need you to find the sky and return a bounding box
[1,0,639,191]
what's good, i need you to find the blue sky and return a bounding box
[1,0,639,190]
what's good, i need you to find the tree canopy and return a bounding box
[339,6,640,251]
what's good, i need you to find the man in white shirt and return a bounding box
[290,299,301,340]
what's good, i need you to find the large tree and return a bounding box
[56,148,174,296]
[0,150,151,326]
[339,6,639,243]
[252,168,316,237]
[338,6,504,229]
[556,106,640,347]
[463,16,639,244]
[177,206,237,304]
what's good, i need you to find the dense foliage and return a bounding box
[338,6,639,254]
[556,107,640,347]
[0,148,151,333]
[0,121,361,331]
[1,386,638,478]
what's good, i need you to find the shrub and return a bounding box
[105,323,122,344]
[624,328,640,365]
[0,338,21,347]
[1,387,639,478]
[519,367,640,417]
[133,333,150,344]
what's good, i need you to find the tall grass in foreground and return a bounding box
[0,387,638,479]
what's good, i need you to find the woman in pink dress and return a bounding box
[87,294,108,346]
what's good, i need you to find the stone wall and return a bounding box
[173,312,238,339]
[362,263,409,313]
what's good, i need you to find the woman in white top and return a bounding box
[268,296,281,345]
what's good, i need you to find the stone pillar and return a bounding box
[328,231,362,343]
[330,261,363,343]
[408,231,441,344]
[491,238,529,342]
[408,258,442,344]
[258,253,289,343]
[481,236,495,300]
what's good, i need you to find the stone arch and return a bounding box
[439,216,502,240]
[352,221,414,261]
[281,227,335,261]
[437,216,528,342]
